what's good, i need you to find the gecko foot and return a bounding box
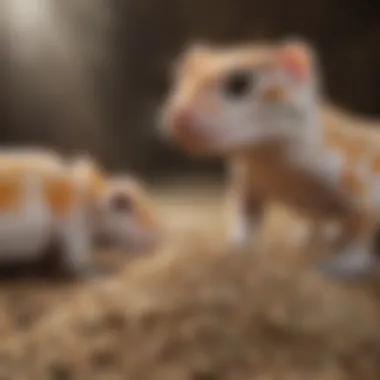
[316,249,380,278]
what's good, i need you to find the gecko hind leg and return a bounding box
[317,212,380,278]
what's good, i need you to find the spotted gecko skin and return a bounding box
[0,149,160,278]
[161,39,380,278]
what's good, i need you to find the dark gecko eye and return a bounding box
[109,192,132,213]
[223,69,256,98]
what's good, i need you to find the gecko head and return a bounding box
[161,38,321,155]
[94,176,162,253]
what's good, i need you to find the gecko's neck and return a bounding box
[231,95,327,166]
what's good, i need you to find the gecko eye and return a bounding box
[109,192,132,213]
[223,69,255,98]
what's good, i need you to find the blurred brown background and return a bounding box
[0,0,379,180]
[1,4,380,378]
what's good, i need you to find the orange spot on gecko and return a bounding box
[261,84,287,103]
[340,168,366,197]
[43,176,76,217]
[130,188,158,230]
[88,168,107,199]
[73,158,107,200]
[0,176,23,211]
[136,201,157,230]
[325,129,347,150]
[344,138,368,166]
[370,155,380,174]
[325,130,368,166]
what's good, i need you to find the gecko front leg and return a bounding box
[225,160,266,251]
[57,206,104,279]
[226,190,266,251]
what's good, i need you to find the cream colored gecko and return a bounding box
[0,148,160,277]
[161,39,380,278]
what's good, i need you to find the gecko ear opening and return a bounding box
[276,39,314,81]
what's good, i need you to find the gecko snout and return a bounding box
[171,105,192,122]
[169,107,207,148]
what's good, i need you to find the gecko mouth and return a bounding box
[172,122,210,152]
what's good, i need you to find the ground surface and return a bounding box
[0,182,380,379]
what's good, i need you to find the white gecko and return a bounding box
[0,148,160,278]
[161,38,380,278]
